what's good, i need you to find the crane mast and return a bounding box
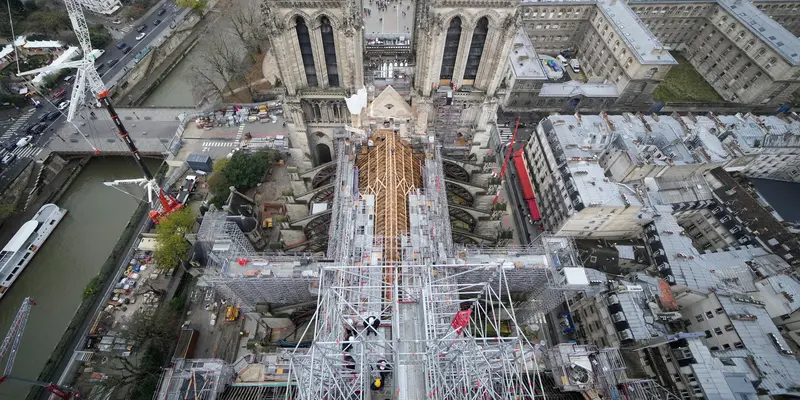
[0,298,75,399]
[17,0,182,223]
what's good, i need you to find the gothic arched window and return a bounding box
[440,17,463,82]
[320,17,339,87]
[463,17,489,82]
[296,16,317,87]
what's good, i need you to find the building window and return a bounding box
[705,330,713,338]
[765,57,776,70]
[724,324,734,331]
[744,40,755,51]
[463,17,489,81]
[755,48,766,60]
[440,17,463,82]
[714,327,723,335]
[696,315,704,322]
[319,17,338,87]
[705,311,714,319]
[295,16,318,87]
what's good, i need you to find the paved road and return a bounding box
[0,0,184,194]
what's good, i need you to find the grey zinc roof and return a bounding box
[717,295,800,395]
[718,0,800,66]
[645,202,769,292]
[539,81,620,97]
[763,275,800,315]
[509,28,548,80]
[615,290,651,340]
[596,0,677,65]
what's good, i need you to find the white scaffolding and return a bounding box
[286,262,550,399]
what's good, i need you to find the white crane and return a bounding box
[16,0,104,122]
[0,298,75,399]
[16,0,183,223]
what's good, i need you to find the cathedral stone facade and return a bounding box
[262,0,800,164]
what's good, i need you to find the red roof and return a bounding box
[526,199,541,220]
[513,149,536,200]
[513,149,541,221]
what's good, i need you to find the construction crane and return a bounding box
[0,298,76,399]
[17,0,182,224]
[494,116,521,205]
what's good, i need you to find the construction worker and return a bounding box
[365,316,381,336]
[371,378,382,390]
[377,359,391,382]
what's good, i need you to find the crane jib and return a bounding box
[98,96,154,181]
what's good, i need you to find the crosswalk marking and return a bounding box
[12,146,43,158]
[202,141,235,147]
[202,141,236,152]
[235,124,246,147]
[0,109,36,141]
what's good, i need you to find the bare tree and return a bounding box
[228,1,268,63]
[189,32,246,102]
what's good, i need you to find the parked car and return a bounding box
[58,100,71,111]
[52,89,66,99]
[96,63,106,73]
[31,122,47,135]
[116,41,126,49]
[1,153,16,165]
[154,19,162,26]
[157,8,166,16]
[45,111,61,121]
[136,24,147,32]
[123,46,132,54]
[136,32,147,41]
[16,135,32,147]
[64,75,74,83]
[108,59,119,67]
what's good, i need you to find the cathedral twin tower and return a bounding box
[262,0,522,164]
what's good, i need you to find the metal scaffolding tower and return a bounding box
[284,137,553,400]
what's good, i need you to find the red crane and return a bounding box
[494,117,521,205]
[499,116,521,180]
[97,91,183,223]
[0,298,77,399]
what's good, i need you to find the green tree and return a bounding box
[88,24,112,49]
[153,233,189,271]
[153,208,193,271]
[0,203,16,218]
[20,10,70,36]
[175,0,207,15]
[156,207,194,236]
[224,149,276,191]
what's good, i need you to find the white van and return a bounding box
[2,153,16,165]
[569,59,581,73]
[556,55,568,67]
[16,135,32,147]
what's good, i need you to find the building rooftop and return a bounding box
[755,274,800,318]
[21,40,63,49]
[596,0,677,65]
[540,81,619,97]
[716,295,800,395]
[718,0,800,66]
[545,115,645,208]
[706,168,800,265]
[509,28,547,80]
[0,44,13,60]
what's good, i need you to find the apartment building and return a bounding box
[630,0,800,106]
[524,115,644,238]
[520,0,677,109]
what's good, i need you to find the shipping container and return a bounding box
[186,153,213,173]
